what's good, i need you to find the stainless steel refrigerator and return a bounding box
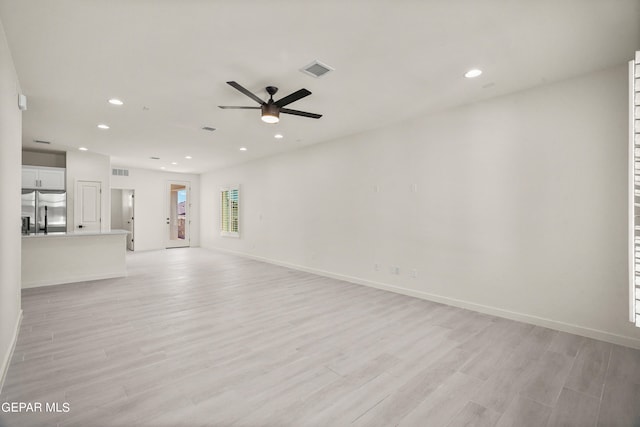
[21,190,67,233]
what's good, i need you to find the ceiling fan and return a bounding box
[218,81,322,124]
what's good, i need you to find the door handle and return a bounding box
[78,224,83,229]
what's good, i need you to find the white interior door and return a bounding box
[75,181,101,231]
[166,181,190,248]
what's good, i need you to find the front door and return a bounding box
[166,181,190,248]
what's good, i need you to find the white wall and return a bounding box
[111,167,200,251]
[66,150,111,232]
[22,149,66,168]
[201,64,640,348]
[0,16,22,390]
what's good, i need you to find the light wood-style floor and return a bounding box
[1,248,640,427]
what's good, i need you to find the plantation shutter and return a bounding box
[630,52,640,326]
[229,188,239,233]
[221,190,230,232]
[220,185,240,237]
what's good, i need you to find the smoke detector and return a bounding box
[300,60,334,78]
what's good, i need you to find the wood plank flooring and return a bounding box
[1,248,640,426]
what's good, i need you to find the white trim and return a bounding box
[220,232,240,239]
[207,246,640,350]
[0,309,22,394]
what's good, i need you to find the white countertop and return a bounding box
[22,229,129,239]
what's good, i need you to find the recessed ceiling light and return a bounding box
[160,166,166,170]
[171,162,177,165]
[464,69,483,78]
[78,147,88,151]
[108,98,123,106]
[97,124,110,129]
[274,134,284,139]
[185,156,192,159]
[239,147,247,151]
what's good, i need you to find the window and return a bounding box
[220,185,239,237]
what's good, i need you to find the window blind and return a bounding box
[630,52,640,326]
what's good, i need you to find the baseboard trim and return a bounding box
[208,246,640,350]
[0,309,22,394]
[22,271,127,289]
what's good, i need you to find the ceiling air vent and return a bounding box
[300,60,334,78]
[202,126,216,132]
[34,140,51,145]
[112,168,129,177]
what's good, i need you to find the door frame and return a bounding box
[111,188,135,251]
[165,180,190,248]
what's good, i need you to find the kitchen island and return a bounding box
[21,229,128,288]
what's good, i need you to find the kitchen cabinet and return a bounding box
[22,166,66,190]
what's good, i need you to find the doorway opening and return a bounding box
[111,188,135,251]
[166,181,190,248]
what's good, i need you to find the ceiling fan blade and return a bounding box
[226,81,265,105]
[274,88,311,108]
[218,106,261,109]
[280,108,322,119]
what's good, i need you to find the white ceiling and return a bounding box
[1,1,638,174]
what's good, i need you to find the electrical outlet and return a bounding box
[410,269,418,278]
[374,263,380,271]
[390,266,400,275]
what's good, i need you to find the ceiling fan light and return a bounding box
[261,104,280,123]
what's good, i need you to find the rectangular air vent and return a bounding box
[112,168,129,177]
[300,60,334,78]
[202,126,216,132]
